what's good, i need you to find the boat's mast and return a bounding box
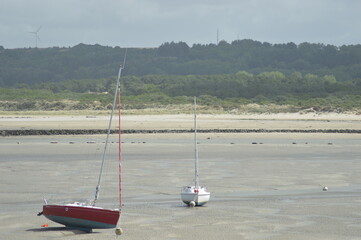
[93,66,122,205]
[194,96,199,188]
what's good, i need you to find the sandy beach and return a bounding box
[1,113,361,239]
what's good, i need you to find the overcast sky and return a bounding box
[1,0,361,49]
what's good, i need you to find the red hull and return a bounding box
[43,204,120,230]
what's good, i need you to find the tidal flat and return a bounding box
[1,131,361,240]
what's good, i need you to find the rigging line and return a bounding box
[118,84,122,210]
[119,48,126,211]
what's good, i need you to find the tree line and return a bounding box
[1,39,361,88]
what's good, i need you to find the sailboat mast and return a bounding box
[194,96,199,187]
[93,50,127,207]
[93,66,123,206]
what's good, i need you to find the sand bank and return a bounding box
[1,113,360,131]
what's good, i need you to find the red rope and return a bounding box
[117,88,122,209]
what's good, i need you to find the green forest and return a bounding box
[1,39,361,113]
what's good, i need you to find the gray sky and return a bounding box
[1,0,361,49]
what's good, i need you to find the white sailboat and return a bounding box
[181,97,210,207]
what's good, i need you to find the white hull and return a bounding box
[181,186,210,206]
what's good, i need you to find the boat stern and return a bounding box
[181,186,210,206]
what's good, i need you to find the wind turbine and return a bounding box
[29,26,42,48]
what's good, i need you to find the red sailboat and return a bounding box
[38,56,126,233]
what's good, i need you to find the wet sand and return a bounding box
[1,114,361,239]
